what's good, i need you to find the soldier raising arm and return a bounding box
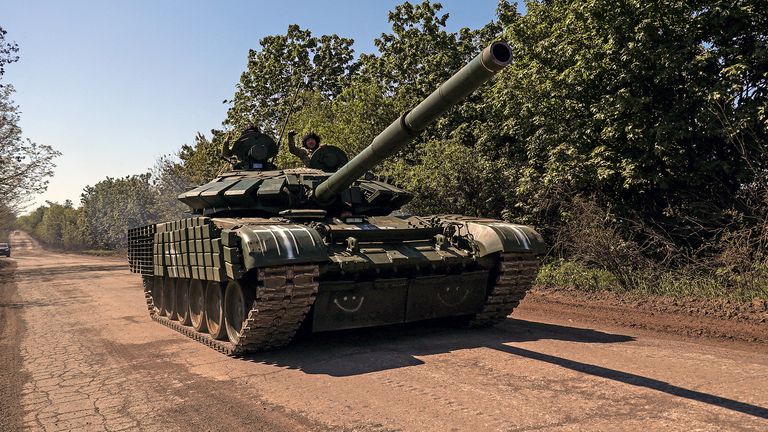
[287,130,321,167]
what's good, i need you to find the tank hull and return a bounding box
[128,216,542,355]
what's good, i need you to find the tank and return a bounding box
[128,41,545,355]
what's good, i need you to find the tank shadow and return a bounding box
[493,343,768,420]
[243,318,768,420]
[243,318,633,376]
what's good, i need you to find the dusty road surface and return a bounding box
[1,231,767,431]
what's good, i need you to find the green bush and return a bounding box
[536,259,622,292]
[537,258,768,301]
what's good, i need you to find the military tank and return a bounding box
[128,41,545,355]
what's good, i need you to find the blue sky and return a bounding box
[3,1,517,210]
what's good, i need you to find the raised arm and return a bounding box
[286,130,311,166]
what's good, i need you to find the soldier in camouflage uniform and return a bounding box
[287,130,321,167]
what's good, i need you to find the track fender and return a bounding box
[439,217,546,256]
[237,224,328,269]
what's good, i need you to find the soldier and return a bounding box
[287,130,321,167]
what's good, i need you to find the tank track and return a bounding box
[469,252,540,327]
[143,264,319,356]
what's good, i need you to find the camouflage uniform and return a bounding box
[287,131,320,167]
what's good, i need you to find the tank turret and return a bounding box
[177,41,513,217]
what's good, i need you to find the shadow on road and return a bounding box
[245,318,632,375]
[244,318,767,420]
[495,343,768,420]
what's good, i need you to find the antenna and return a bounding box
[276,77,305,154]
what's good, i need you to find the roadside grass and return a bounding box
[536,259,768,302]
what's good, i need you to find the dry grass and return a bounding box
[540,197,768,302]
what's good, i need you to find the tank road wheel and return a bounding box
[224,280,254,344]
[176,279,191,325]
[189,279,207,332]
[163,278,177,320]
[153,277,165,315]
[205,282,226,340]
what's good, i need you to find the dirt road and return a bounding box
[1,231,766,431]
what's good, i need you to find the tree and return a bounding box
[177,131,228,184]
[151,131,226,221]
[0,26,19,78]
[14,201,86,249]
[0,202,14,241]
[36,201,84,248]
[80,174,158,249]
[0,26,60,213]
[487,0,767,246]
[226,25,357,134]
[361,1,497,147]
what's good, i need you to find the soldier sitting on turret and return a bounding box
[222,124,278,170]
[287,130,321,167]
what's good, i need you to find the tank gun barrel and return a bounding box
[313,41,513,203]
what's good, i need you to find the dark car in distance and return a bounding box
[0,242,10,257]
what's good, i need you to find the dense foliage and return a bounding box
[498,0,767,242]
[17,175,156,249]
[226,24,357,133]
